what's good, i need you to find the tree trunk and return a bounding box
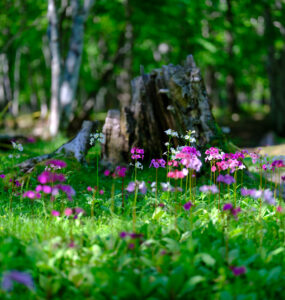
[102,55,224,165]
[48,0,61,136]
[225,0,239,113]
[265,6,285,136]
[11,47,22,116]
[48,0,94,136]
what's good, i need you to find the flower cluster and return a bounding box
[164,129,179,137]
[46,159,67,169]
[52,207,85,219]
[131,147,144,160]
[223,203,241,219]
[90,132,105,145]
[11,141,23,152]
[167,169,188,179]
[175,146,202,172]
[149,158,166,168]
[199,185,219,194]
[241,188,276,205]
[217,174,235,185]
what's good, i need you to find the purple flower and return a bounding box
[0,174,5,178]
[126,182,136,193]
[2,270,34,291]
[230,266,246,276]
[217,174,235,185]
[149,159,166,168]
[128,243,135,249]
[223,203,233,211]
[120,232,128,238]
[183,201,193,210]
[53,184,75,200]
[199,185,219,194]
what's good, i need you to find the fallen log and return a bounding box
[17,120,98,173]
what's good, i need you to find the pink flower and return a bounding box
[199,185,219,194]
[104,169,111,176]
[42,185,52,194]
[51,210,60,217]
[64,208,73,216]
[99,189,104,195]
[87,186,93,192]
[211,165,217,172]
[0,174,5,178]
[167,169,187,179]
[23,191,39,199]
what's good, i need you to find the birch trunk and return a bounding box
[48,0,61,136]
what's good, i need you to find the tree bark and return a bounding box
[102,55,224,165]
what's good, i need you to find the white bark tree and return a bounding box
[48,0,94,136]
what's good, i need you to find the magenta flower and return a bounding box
[51,210,60,217]
[128,243,135,249]
[114,166,127,178]
[42,185,52,194]
[205,147,223,161]
[230,266,246,276]
[130,147,144,160]
[87,186,93,192]
[23,191,40,199]
[183,201,193,210]
[281,176,285,182]
[99,189,104,195]
[0,174,5,178]
[2,270,34,291]
[46,159,67,168]
[38,171,66,184]
[126,182,136,193]
[104,169,111,176]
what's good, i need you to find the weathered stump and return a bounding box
[102,55,224,165]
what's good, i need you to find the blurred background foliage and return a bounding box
[0,0,284,146]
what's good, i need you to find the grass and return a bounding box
[0,137,284,299]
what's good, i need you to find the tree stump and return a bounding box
[102,55,224,165]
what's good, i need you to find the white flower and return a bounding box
[167,105,175,112]
[11,141,17,149]
[17,144,23,152]
[8,154,13,159]
[135,161,143,169]
[165,142,169,146]
[165,129,172,135]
